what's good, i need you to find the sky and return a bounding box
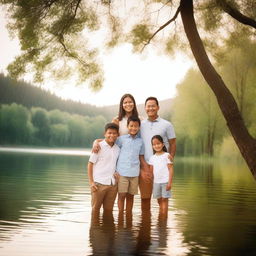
[0,9,192,107]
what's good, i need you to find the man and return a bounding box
[139,97,176,211]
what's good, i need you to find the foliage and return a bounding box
[1,0,103,88]
[218,34,256,128]
[0,103,107,147]
[172,69,226,156]
[0,103,33,144]
[171,34,256,158]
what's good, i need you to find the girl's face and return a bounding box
[152,138,164,153]
[122,97,134,114]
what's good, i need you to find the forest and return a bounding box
[0,74,112,147]
[0,103,107,148]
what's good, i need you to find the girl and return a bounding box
[149,135,174,216]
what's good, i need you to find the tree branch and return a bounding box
[140,5,181,52]
[217,0,256,29]
[58,37,89,68]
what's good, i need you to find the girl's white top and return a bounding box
[149,152,172,183]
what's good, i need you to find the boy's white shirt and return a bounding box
[149,152,172,183]
[89,140,120,185]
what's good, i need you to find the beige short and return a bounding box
[91,183,117,211]
[118,176,139,195]
[139,169,153,199]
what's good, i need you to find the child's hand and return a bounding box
[166,183,172,191]
[168,154,174,162]
[90,182,98,192]
[114,171,120,181]
[141,170,153,183]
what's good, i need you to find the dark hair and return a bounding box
[127,116,141,126]
[105,122,119,132]
[151,135,167,153]
[145,96,159,106]
[118,94,139,121]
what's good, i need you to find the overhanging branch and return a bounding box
[141,5,181,52]
[217,0,256,29]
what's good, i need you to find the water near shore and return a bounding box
[0,148,255,256]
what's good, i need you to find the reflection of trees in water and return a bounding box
[0,153,87,242]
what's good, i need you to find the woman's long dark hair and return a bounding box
[151,135,167,154]
[118,94,139,121]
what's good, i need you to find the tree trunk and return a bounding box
[180,0,256,179]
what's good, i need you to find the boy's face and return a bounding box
[128,121,140,136]
[104,128,119,144]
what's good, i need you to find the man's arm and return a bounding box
[87,162,98,191]
[139,155,153,182]
[168,138,176,161]
[166,163,174,191]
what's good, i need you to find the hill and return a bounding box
[0,74,174,120]
[0,74,114,120]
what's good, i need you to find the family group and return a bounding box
[87,94,176,217]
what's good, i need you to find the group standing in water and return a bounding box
[87,94,176,217]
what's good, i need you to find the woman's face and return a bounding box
[122,96,134,113]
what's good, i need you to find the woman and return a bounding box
[112,93,139,135]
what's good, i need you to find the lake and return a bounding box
[0,148,255,256]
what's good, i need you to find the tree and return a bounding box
[0,103,33,144]
[1,0,256,178]
[31,107,50,144]
[173,69,226,156]
[179,0,256,178]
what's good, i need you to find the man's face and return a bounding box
[127,121,140,136]
[104,128,119,144]
[145,99,159,118]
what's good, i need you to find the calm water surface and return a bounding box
[0,149,255,256]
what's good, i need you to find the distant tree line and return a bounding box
[0,103,106,147]
[0,74,113,120]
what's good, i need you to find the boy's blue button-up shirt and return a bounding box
[116,134,145,177]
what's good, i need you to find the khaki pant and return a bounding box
[91,183,117,212]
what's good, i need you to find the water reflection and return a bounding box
[0,150,256,256]
[89,211,153,256]
[136,211,151,254]
[88,209,190,256]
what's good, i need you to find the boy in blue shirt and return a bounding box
[116,116,147,214]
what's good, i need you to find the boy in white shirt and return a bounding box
[88,123,120,214]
